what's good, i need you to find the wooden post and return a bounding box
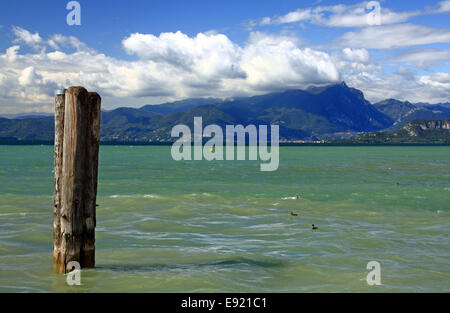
[53,90,65,272]
[53,86,101,274]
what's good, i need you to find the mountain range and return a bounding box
[1,82,449,142]
[372,99,450,131]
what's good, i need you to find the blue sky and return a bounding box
[0,0,449,113]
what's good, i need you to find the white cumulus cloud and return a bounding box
[18,66,41,86]
[0,28,342,113]
[12,26,44,50]
[0,26,449,114]
[241,32,340,90]
[342,48,370,63]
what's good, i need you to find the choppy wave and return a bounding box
[109,194,161,199]
[144,194,159,199]
[282,196,299,200]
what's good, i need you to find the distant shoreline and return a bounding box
[1,140,449,147]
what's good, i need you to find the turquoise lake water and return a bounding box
[0,145,449,292]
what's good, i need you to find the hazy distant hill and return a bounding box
[373,99,450,130]
[0,116,54,140]
[1,82,449,142]
[350,119,450,144]
[140,98,224,115]
[0,112,53,119]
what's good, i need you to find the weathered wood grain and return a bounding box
[53,92,65,272]
[81,92,101,268]
[53,87,101,274]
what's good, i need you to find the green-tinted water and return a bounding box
[0,145,449,292]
